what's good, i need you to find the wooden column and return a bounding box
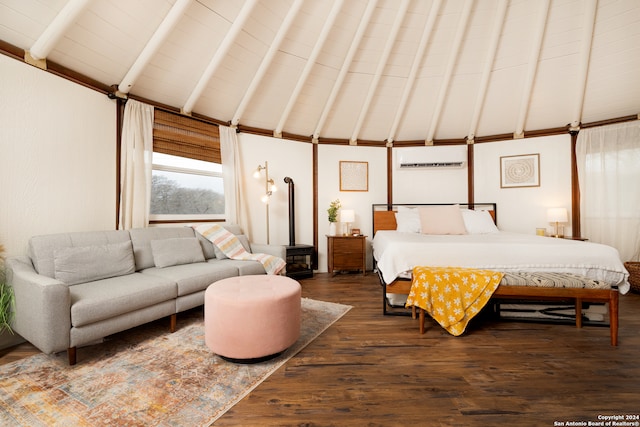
[386,146,393,208]
[570,130,580,238]
[467,142,474,206]
[312,142,319,270]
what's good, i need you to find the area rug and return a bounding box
[0,298,351,426]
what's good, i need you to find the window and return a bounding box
[150,110,224,222]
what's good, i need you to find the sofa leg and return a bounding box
[170,313,177,333]
[68,347,77,365]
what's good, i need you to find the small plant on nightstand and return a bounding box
[327,199,341,223]
[327,199,341,236]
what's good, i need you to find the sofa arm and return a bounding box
[6,256,71,355]
[250,243,286,260]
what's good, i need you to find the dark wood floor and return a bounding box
[2,273,639,426]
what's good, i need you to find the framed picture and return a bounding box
[500,153,540,188]
[339,161,368,191]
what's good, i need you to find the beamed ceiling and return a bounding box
[1,0,639,145]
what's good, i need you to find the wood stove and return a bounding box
[283,177,314,279]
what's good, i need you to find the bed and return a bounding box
[372,203,630,345]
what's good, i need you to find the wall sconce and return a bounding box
[547,207,568,238]
[254,161,277,244]
[341,209,355,236]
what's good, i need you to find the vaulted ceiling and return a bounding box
[1,0,639,145]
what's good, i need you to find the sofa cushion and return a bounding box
[150,237,205,268]
[129,227,196,270]
[141,261,239,297]
[216,259,266,275]
[53,241,136,285]
[29,230,132,278]
[69,273,177,327]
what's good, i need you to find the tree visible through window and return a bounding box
[150,110,224,222]
[151,153,224,217]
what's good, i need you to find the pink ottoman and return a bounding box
[204,275,301,362]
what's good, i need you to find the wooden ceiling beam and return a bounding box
[349,0,410,145]
[386,0,442,144]
[118,0,192,95]
[513,0,550,138]
[231,0,304,128]
[312,0,378,141]
[182,0,258,114]
[28,0,91,62]
[425,0,473,144]
[467,0,507,143]
[274,0,344,138]
[570,0,598,130]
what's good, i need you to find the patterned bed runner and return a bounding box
[499,271,611,289]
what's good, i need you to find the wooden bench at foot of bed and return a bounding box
[387,271,619,346]
[489,284,618,346]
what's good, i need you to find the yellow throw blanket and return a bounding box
[406,266,503,336]
[193,224,286,275]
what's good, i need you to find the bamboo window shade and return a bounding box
[153,110,221,164]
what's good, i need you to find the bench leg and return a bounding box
[419,309,426,334]
[609,291,619,346]
[575,298,583,328]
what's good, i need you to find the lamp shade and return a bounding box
[341,209,355,223]
[547,207,568,223]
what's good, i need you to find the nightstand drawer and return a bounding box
[332,238,362,255]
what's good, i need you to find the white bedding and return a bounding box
[373,231,630,294]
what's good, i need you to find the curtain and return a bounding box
[119,100,154,230]
[219,125,247,230]
[576,121,640,262]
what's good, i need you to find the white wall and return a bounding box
[0,55,117,257]
[237,133,314,249]
[392,146,468,203]
[317,144,386,272]
[235,136,387,272]
[475,134,573,236]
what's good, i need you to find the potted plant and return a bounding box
[0,244,15,335]
[327,199,341,236]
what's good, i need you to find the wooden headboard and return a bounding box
[372,203,497,235]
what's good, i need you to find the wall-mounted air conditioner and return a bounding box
[397,145,467,169]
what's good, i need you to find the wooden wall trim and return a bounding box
[467,143,474,206]
[312,143,319,270]
[570,131,581,238]
[1,41,637,148]
[115,99,125,230]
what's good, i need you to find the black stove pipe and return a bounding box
[284,177,295,246]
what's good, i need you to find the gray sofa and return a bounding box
[6,224,285,365]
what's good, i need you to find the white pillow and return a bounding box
[395,206,421,233]
[418,205,467,235]
[461,209,499,234]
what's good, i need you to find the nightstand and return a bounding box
[327,235,367,276]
